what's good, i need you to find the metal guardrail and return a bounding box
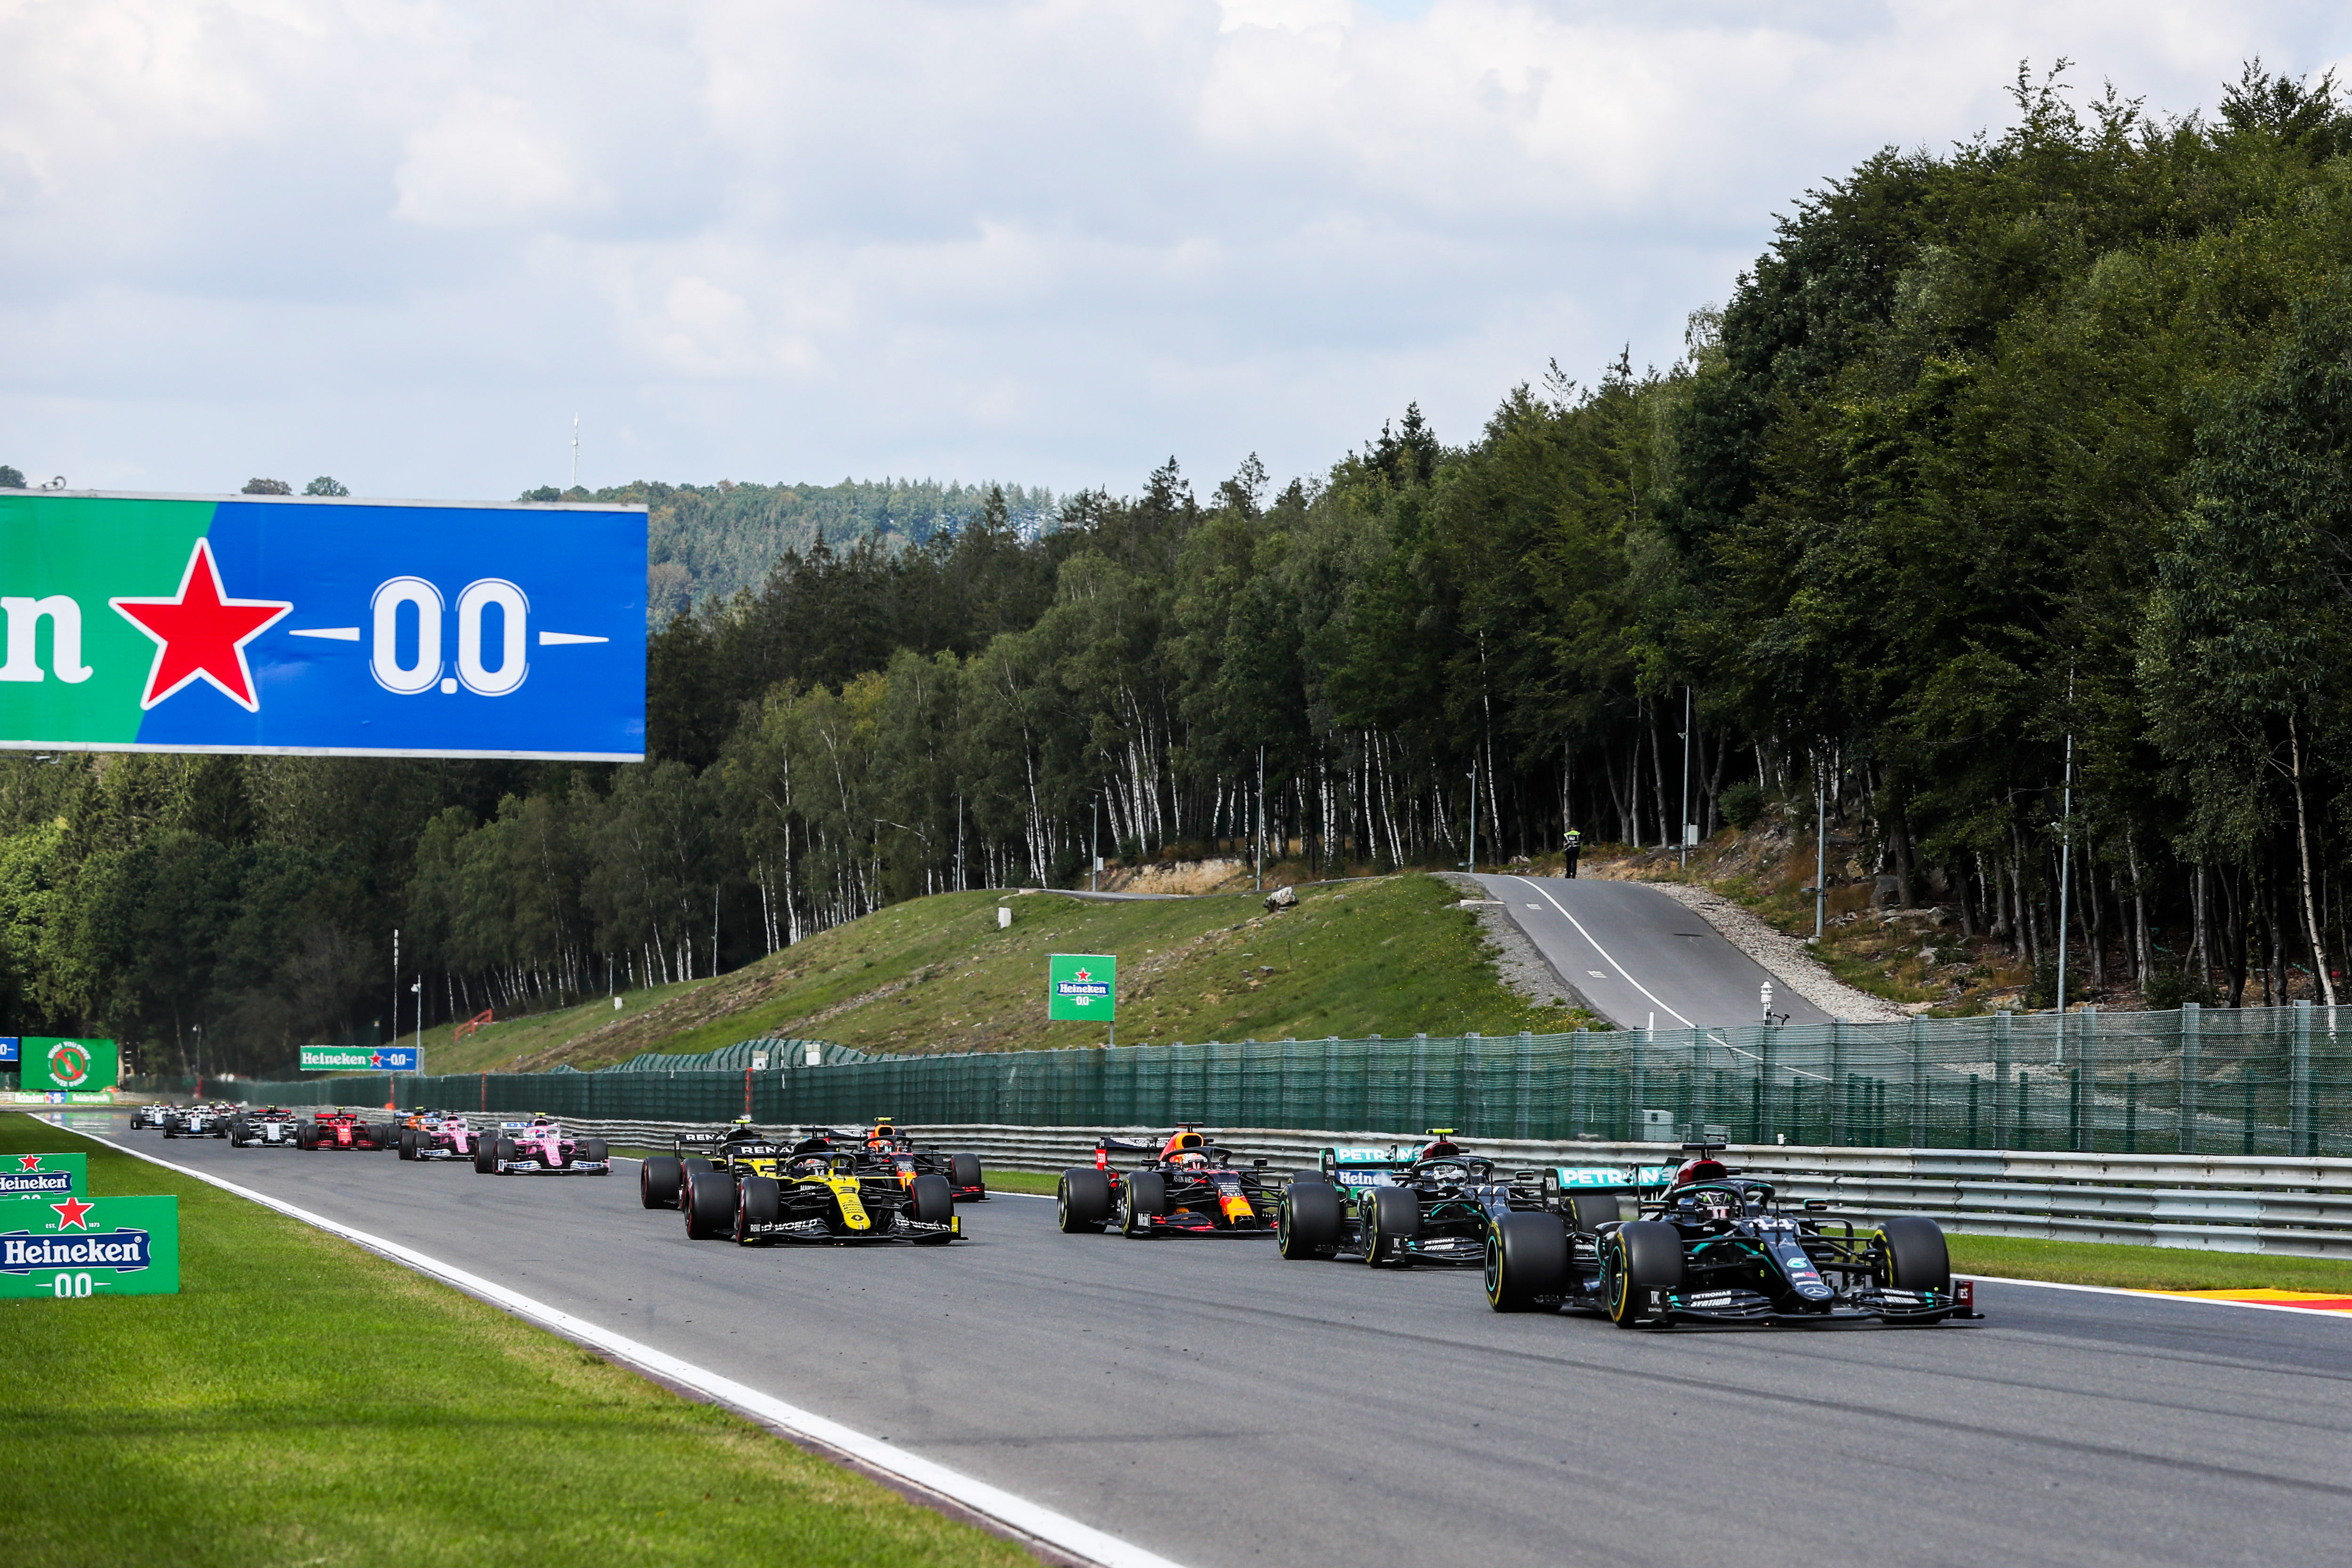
[546,1118,2352,1258]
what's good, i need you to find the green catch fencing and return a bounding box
[232,1001,2352,1156]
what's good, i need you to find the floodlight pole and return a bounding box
[1091,793,1099,892]
[391,928,399,1051]
[2055,670,2076,1061]
[1467,764,1479,876]
[1813,768,1827,944]
[1256,745,1265,893]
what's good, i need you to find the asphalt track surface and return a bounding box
[1478,873,1835,1029]
[79,1114,2352,1568]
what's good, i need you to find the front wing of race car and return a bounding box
[1642,1278,1980,1326]
[737,1174,962,1243]
[1130,1175,1278,1234]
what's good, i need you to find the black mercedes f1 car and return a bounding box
[1485,1144,1980,1328]
[1277,1130,1505,1267]
[1056,1126,1281,1237]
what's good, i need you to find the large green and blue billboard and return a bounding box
[0,491,646,760]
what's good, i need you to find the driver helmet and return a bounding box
[1672,1156,1730,1188]
[1161,1129,1206,1161]
[1420,1129,1462,1159]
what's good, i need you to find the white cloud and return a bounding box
[2,0,2348,501]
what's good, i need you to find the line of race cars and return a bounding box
[1053,1125,1981,1330]
[125,1095,1975,1327]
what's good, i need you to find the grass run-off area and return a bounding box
[445,873,1599,1072]
[0,1113,1034,1568]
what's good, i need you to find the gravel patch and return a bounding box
[1643,882,1909,1023]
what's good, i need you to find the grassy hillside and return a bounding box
[461,873,1596,1072]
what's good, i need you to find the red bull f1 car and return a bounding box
[1055,1126,1281,1237]
[1277,1130,1505,1267]
[472,1115,610,1175]
[1484,1143,1980,1328]
[299,1110,393,1150]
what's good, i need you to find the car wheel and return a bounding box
[1877,1216,1951,1316]
[1487,1212,1569,1312]
[1057,1168,1112,1232]
[735,1176,780,1245]
[494,1137,518,1173]
[580,1138,609,1170]
[1365,1188,1421,1269]
[1121,1171,1167,1237]
[397,1128,415,1160]
[1605,1220,1685,1329]
[1279,1180,1342,1260]
[474,1136,496,1174]
[1567,1191,1626,1234]
[684,1172,737,1240]
[949,1152,984,1195]
[908,1172,954,1226]
[642,1155,683,1209]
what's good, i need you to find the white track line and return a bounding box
[64,1122,1188,1568]
[1501,873,1693,1028]
[1964,1272,2352,1321]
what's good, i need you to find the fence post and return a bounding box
[2077,1006,2097,1152]
[1628,1025,1646,1142]
[1515,1031,1535,1140]
[1908,1014,1927,1149]
[1758,1024,1776,1145]
[2293,998,2312,1157]
[1993,1011,2013,1152]
[1569,1029,1587,1137]
[2179,1001,2201,1155]
[1829,1019,1848,1145]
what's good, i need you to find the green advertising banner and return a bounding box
[0,1153,87,1202]
[1048,954,1117,1021]
[19,1037,118,1093]
[299,1044,418,1072]
[0,1193,180,1299]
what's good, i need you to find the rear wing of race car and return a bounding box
[1316,1145,1419,1186]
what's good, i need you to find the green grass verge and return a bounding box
[483,873,1600,1069]
[0,1113,1036,1568]
[1947,1233,2352,1294]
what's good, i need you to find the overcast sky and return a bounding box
[5,1,2349,503]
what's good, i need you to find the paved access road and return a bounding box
[99,1117,2352,1568]
[1478,873,1832,1029]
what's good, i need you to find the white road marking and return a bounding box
[1964,1273,2352,1321]
[1502,874,1694,1029]
[65,1123,1190,1568]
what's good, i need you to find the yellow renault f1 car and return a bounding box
[674,1127,963,1246]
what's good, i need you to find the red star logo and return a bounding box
[1074,969,1091,982]
[110,538,293,712]
[51,1196,93,1229]
[14,1155,41,1171]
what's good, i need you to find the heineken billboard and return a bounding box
[0,1153,87,1201]
[299,1045,419,1073]
[1047,954,1116,1021]
[0,491,647,760]
[19,1037,117,1094]
[0,1193,179,1299]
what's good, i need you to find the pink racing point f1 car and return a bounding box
[398,1113,480,1163]
[473,1115,612,1176]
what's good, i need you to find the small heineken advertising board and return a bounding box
[299,1045,419,1072]
[19,1037,118,1093]
[1048,954,1116,1021]
[0,1193,179,1299]
[0,1153,87,1201]
[0,1036,17,1063]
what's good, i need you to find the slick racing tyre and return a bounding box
[949,1153,984,1194]
[474,1136,497,1174]
[1877,1216,1952,1318]
[908,1173,955,1242]
[1058,1169,1112,1233]
[1363,1188,1421,1269]
[579,1138,609,1170]
[1487,1212,1570,1312]
[398,1128,417,1160]
[1605,1220,1685,1329]
[1120,1171,1168,1237]
[1567,1190,1626,1234]
[1278,1179,1341,1261]
[734,1176,780,1245]
[683,1171,738,1240]
[493,1137,518,1173]
[641,1156,684,1209]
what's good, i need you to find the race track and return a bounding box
[87,1115,2352,1568]
[1477,873,1834,1028]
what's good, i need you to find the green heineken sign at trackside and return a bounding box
[0,1192,179,1299]
[299,1044,419,1072]
[19,1037,118,1093]
[0,1153,87,1201]
[1048,954,1116,1022]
